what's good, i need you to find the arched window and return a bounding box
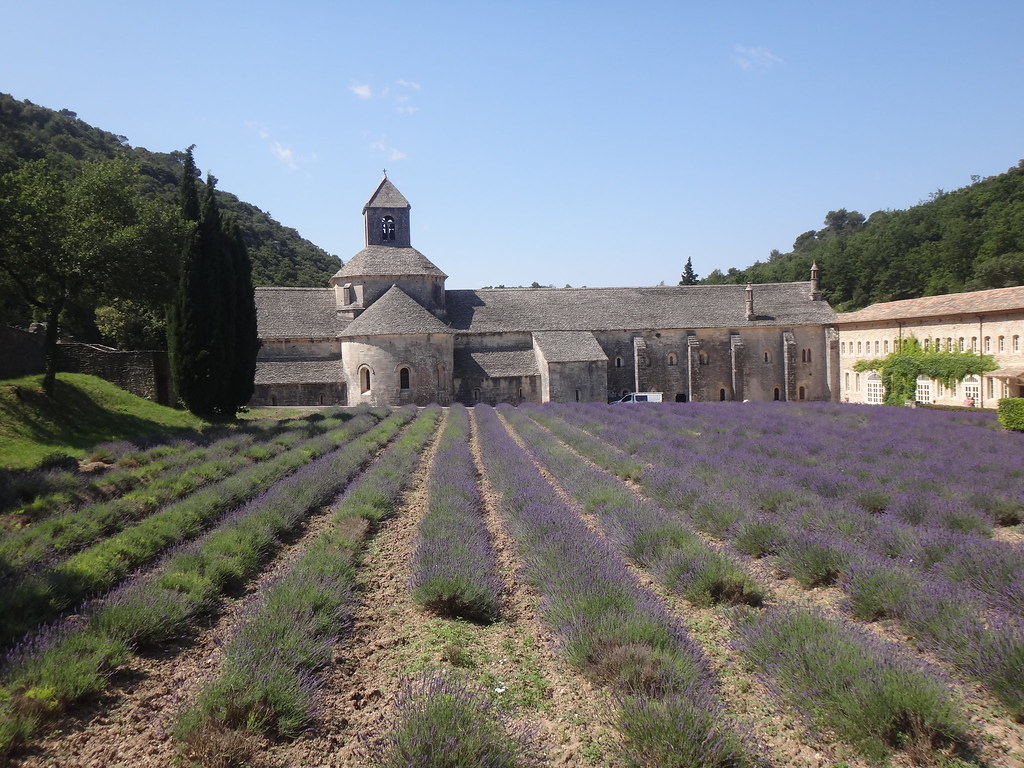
[874,341,880,354]
[399,367,411,390]
[884,340,889,353]
[1015,335,1021,353]
[958,337,965,352]
[575,389,581,402]
[963,375,980,404]
[984,336,991,353]
[857,341,863,354]
[719,388,727,401]
[841,342,846,355]
[971,337,978,352]
[923,339,930,352]
[667,353,678,366]
[360,366,371,394]
[763,350,772,363]
[381,216,395,241]
[472,388,481,403]
[615,356,623,368]
[798,385,806,400]
[774,386,781,401]
[999,336,1006,352]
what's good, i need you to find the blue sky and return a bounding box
[3,1,1023,289]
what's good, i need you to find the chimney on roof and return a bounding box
[810,262,822,301]
[745,283,755,320]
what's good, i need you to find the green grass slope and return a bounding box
[0,373,206,469]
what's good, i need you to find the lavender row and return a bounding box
[0,415,345,574]
[547,402,1024,612]
[507,406,764,608]
[174,407,440,754]
[366,672,539,768]
[0,413,305,522]
[411,404,502,623]
[0,407,384,649]
[539,403,1024,718]
[0,407,418,759]
[473,405,748,768]
[522,406,978,759]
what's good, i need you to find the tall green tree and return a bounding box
[168,150,258,418]
[0,158,181,395]
[679,257,699,285]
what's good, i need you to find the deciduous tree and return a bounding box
[0,158,181,395]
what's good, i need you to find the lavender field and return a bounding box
[1,402,1022,767]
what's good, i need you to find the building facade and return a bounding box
[252,177,840,407]
[835,286,1024,408]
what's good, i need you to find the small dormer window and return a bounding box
[381,216,395,241]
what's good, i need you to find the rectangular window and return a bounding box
[855,373,860,392]
[988,377,995,399]
[866,377,884,405]
[916,379,931,403]
[844,372,850,391]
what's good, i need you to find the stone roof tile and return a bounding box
[340,285,454,337]
[363,177,410,211]
[255,358,344,384]
[447,282,834,332]
[255,288,348,338]
[836,285,1024,324]
[334,245,447,279]
[533,331,607,362]
[453,349,539,378]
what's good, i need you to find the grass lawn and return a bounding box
[0,373,207,470]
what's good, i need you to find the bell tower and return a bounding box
[363,173,411,248]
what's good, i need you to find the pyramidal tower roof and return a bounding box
[363,175,410,212]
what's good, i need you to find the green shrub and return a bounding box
[997,398,1024,432]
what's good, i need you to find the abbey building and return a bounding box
[251,177,841,406]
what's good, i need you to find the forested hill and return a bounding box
[700,160,1024,312]
[0,93,340,287]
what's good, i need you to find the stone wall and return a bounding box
[0,326,45,380]
[454,375,539,406]
[342,333,454,407]
[839,312,1024,407]
[251,382,347,407]
[56,344,175,405]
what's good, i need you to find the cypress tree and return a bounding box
[168,150,259,419]
[225,214,260,409]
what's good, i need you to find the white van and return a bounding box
[611,392,663,403]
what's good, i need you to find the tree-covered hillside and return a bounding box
[0,94,341,290]
[701,161,1024,311]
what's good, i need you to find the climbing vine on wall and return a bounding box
[854,336,997,406]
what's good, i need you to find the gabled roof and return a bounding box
[446,282,834,333]
[340,285,454,337]
[533,331,607,362]
[836,285,1024,324]
[333,246,447,279]
[363,177,410,212]
[255,288,350,338]
[453,349,540,379]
